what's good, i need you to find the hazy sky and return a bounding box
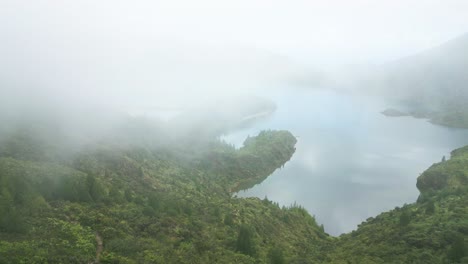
[3,1,468,61]
[1,1,468,108]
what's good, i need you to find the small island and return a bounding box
[381,108,410,117]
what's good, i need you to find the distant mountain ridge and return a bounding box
[365,32,468,128]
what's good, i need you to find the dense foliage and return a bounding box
[0,129,330,263]
[325,145,468,264]
[1,118,467,263]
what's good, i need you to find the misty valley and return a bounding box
[1,84,468,263]
[2,2,468,264]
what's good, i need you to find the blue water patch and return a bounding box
[225,88,468,235]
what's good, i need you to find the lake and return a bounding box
[222,88,468,236]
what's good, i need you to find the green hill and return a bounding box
[0,128,331,263]
[325,146,468,264]
[1,117,467,263]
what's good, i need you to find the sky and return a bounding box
[1,1,468,108]
[3,1,468,62]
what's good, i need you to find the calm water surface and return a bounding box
[222,88,468,235]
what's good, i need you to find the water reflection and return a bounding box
[224,89,468,235]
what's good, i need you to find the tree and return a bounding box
[425,200,436,214]
[86,175,106,202]
[9,175,31,205]
[268,246,285,264]
[448,236,466,263]
[0,191,27,233]
[59,177,91,202]
[399,210,411,227]
[124,189,133,202]
[224,214,234,226]
[109,187,125,204]
[148,193,161,210]
[236,224,256,257]
[442,155,446,162]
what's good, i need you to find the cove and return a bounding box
[223,88,468,235]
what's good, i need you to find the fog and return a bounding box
[1,1,468,235]
[2,1,468,111]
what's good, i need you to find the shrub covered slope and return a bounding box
[1,121,467,263]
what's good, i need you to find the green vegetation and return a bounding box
[429,105,468,129]
[1,118,467,263]
[325,145,468,264]
[0,129,330,263]
[199,130,297,192]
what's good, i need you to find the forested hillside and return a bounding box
[326,146,468,264]
[1,116,467,263]
[0,127,330,263]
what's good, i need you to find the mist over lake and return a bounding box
[223,88,468,235]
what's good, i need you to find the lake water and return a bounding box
[222,88,468,236]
